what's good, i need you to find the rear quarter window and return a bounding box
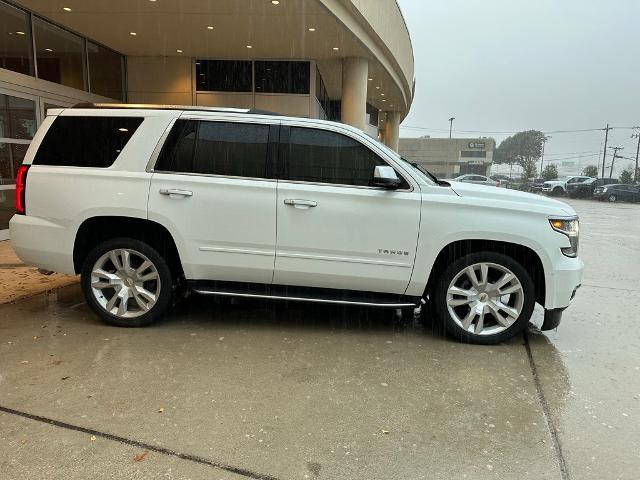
[33,116,143,168]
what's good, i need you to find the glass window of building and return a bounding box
[0,1,33,76]
[255,61,310,94]
[88,42,124,100]
[196,60,252,92]
[33,17,86,90]
[366,103,379,127]
[0,93,36,231]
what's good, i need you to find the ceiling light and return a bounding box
[380,93,385,96]
[130,32,137,36]
[207,25,214,30]
[246,45,253,48]
[176,49,183,53]
[375,86,380,89]
[332,47,339,51]
[44,48,52,52]
[271,0,280,4]
[118,128,129,132]
[308,27,316,32]
[368,78,373,81]
[16,31,25,35]
[62,7,71,12]
[382,99,387,102]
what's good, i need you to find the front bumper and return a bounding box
[542,307,565,330]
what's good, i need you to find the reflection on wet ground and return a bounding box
[0,198,638,479]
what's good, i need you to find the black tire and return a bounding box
[432,252,535,345]
[81,238,173,327]
[552,187,564,196]
[608,194,617,202]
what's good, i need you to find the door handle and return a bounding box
[159,188,193,198]
[284,199,317,209]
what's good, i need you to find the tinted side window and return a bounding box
[194,121,269,178]
[155,119,197,172]
[284,127,401,187]
[156,120,270,179]
[33,116,143,167]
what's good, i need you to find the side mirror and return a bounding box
[372,165,401,189]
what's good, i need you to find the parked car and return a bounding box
[522,178,545,193]
[593,184,640,203]
[490,175,512,188]
[9,104,583,345]
[449,174,499,186]
[568,177,618,199]
[542,176,592,196]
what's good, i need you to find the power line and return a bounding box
[400,125,636,136]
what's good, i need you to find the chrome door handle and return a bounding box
[284,199,317,208]
[159,188,193,197]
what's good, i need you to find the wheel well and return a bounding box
[425,240,546,305]
[73,216,184,279]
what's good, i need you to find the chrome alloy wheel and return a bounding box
[446,262,524,336]
[90,248,161,318]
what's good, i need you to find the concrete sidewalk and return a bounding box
[0,240,78,304]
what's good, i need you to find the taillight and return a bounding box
[15,165,29,215]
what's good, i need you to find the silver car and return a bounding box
[450,174,499,186]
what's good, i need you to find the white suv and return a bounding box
[10,105,583,344]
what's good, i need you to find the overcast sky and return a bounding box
[397,0,640,176]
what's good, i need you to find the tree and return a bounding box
[494,130,546,174]
[582,165,599,177]
[521,158,537,181]
[619,167,633,184]
[542,164,558,180]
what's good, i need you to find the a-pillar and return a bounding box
[383,111,401,152]
[341,57,368,131]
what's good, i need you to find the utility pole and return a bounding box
[632,128,640,183]
[601,124,612,177]
[448,117,455,138]
[540,135,551,175]
[608,146,623,178]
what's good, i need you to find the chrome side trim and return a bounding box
[199,246,273,256]
[193,290,417,308]
[276,252,412,268]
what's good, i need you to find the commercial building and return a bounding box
[0,0,414,238]
[399,137,496,179]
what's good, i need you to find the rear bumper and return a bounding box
[9,214,75,274]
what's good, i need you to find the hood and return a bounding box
[447,181,576,216]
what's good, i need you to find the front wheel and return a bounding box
[81,238,173,327]
[432,252,535,344]
[608,194,617,202]
[552,187,564,196]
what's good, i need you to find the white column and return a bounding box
[341,57,368,131]
[383,111,401,152]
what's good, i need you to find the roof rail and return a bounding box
[71,103,279,116]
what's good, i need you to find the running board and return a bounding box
[188,280,420,309]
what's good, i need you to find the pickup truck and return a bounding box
[542,176,592,196]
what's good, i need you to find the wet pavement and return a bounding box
[1,198,638,479]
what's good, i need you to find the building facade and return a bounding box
[0,0,414,239]
[399,137,496,179]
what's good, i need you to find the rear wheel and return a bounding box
[81,238,173,327]
[608,194,617,202]
[432,252,535,344]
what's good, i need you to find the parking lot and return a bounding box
[0,197,638,480]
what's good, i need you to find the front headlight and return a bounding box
[549,217,579,257]
[602,187,608,192]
